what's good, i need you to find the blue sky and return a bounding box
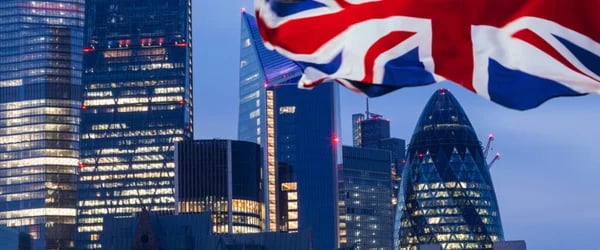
[194,2,600,249]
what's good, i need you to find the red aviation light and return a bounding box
[78,162,87,169]
[178,99,186,105]
[175,41,187,47]
[83,47,95,53]
[81,104,87,110]
[418,153,425,159]
[331,135,340,145]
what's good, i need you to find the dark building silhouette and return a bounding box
[340,146,394,250]
[102,210,313,250]
[77,0,193,248]
[174,139,262,234]
[0,1,85,248]
[360,115,391,148]
[240,13,342,250]
[395,89,504,250]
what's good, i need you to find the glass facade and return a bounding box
[0,1,84,249]
[239,12,303,232]
[174,140,262,234]
[360,117,391,149]
[341,146,394,250]
[352,114,365,147]
[240,13,342,250]
[76,0,193,249]
[395,89,504,250]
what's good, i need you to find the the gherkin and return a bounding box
[395,89,504,250]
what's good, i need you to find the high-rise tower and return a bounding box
[175,140,262,234]
[0,1,85,249]
[395,89,504,250]
[240,13,342,250]
[77,0,193,249]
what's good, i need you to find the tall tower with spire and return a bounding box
[395,89,504,250]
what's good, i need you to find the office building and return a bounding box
[0,225,32,250]
[351,111,405,208]
[352,114,365,147]
[0,1,85,249]
[341,146,394,250]
[174,139,262,234]
[394,89,504,249]
[360,115,391,149]
[240,13,342,250]
[102,210,313,250]
[77,0,193,248]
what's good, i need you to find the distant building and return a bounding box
[418,241,526,250]
[102,210,313,250]
[352,114,366,147]
[360,115,391,149]
[395,89,504,249]
[77,0,193,248]
[0,225,31,250]
[240,13,342,250]
[350,112,405,212]
[493,241,527,250]
[341,146,394,250]
[0,1,84,248]
[174,139,262,234]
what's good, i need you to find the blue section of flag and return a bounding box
[382,48,436,87]
[350,81,402,97]
[297,52,343,75]
[487,60,582,110]
[554,35,600,77]
[270,1,326,17]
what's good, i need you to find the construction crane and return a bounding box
[483,133,494,159]
[488,153,501,169]
[482,133,501,169]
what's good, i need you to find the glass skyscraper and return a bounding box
[341,146,394,250]
[76,0,193,249]
[360,116,391,149]
[0,1,85,249]
[395,89,504,250]
[174,139,262,234]
[240,13,342,250]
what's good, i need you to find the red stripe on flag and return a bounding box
[362,31,416,83]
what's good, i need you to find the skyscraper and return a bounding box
[360,115,391,149]
[352,114,365,147]
[0,1,85,249]
[240,13,342,250]
[77,0,193,248]
[174,139,262,234]
[341,146,394,250]
[395,89,504,250]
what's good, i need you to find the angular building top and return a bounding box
[240,13,342,250]
[395,89,504,250]
[241,12,302,85]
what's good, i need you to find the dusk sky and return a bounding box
[194,2,600,249]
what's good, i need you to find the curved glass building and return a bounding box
[395,89,504,250]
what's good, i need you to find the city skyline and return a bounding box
[195,2,600,250]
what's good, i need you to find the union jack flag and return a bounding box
[255,0,600,110]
